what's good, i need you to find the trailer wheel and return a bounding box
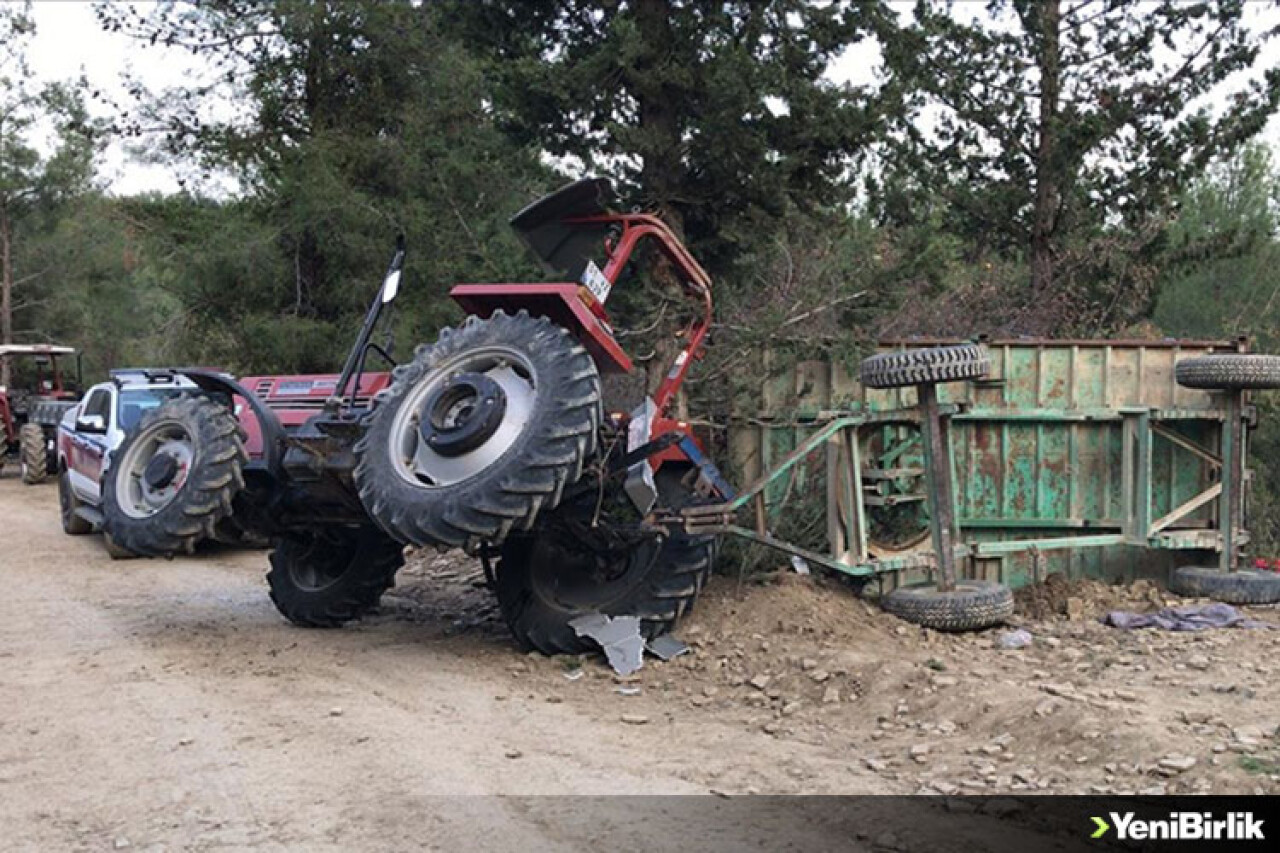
[494,472,717,654]
[882,579,1013,631]
[59,469,92,534]
[1169,566,1280,604]
[860,344,990,390]
[103,396,246,557]
[267,529,404,627]
[1174,354,1280,390]
[19,423,47,484]
[355,310,601,550]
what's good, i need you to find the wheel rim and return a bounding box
[388,346,537,487]
[287,537,357,592]
[114,420,195,519]
[526,532,660,613]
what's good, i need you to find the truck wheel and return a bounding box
[59,469,93,534]
[355,310,601,550]
[881,580,1013,631]
[1175,354,1280,390]
[1170,566,1280,604]
[494,472,717,654]
[267,529,404,627]
[860,344,990,389]
[103,396,246,557]
[19,423,47,484]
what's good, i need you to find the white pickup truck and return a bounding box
[57,370,199,556]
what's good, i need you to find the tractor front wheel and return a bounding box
[103,396,246,557]
[267,529,404,627]
[19,423,47,484]
[495,472,717,654]
[355,310,602,551]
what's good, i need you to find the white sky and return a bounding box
[23,0,1280,197]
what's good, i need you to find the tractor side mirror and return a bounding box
[381,268,401,303]
[76,414,106,434]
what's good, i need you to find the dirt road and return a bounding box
[2,472,1279,850]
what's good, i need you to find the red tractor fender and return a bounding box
[450,283,633,374]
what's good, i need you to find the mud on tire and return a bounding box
[882,579,1013,631]
[495,471,718,654]
[19,423,47,484]
[1174,354,1280,390]
[1170,566,1280,605]
[267,528,404,627]
[355,310,602,550]
[103,396,247,557]
[860,344,990,390]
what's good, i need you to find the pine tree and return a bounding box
[877,0,1280,315]
[97,0,551,371]
[448,0,885,267]
[0,3,99,383]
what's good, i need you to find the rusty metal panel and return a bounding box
[732,338,1244,586]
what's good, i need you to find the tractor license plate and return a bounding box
[581,260,612,304]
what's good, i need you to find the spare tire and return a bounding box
[860,343,991,389]
[103,396,246,557]
[1170,566,1280,604]
[881,579,1013,631]
[1175,354,1280,390]
[355,310,601,550]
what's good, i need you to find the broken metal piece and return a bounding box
[646,633,690,661]
[569,612,645,676]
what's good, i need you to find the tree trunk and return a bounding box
[633,0,682,234]
[1031,0,1061,294]
[633,0,687,397]
[1,206,12,387]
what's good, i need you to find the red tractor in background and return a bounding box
[0,344,81,484]
[102,178,730,653]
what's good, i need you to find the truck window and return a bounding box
[118,388,185,432]
[83,389,112,421]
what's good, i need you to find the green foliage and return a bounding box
[877,0,1280,331]
[1153,144,1280,554]
[0,2,103,382]
[97,0,552,373]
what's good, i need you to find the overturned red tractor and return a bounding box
[104,179,727,652]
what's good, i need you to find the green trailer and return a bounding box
[673,337,1280,629]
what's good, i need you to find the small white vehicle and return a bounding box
[57,370,198,556]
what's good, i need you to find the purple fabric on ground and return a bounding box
[1103,602,1274,631]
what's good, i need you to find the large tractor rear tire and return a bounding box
[103,531,139,560]
[267,528,405,627]
[19,423,47,484]
[103,396,246,557]
[355,310,602,551]
[494,471,718,654]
